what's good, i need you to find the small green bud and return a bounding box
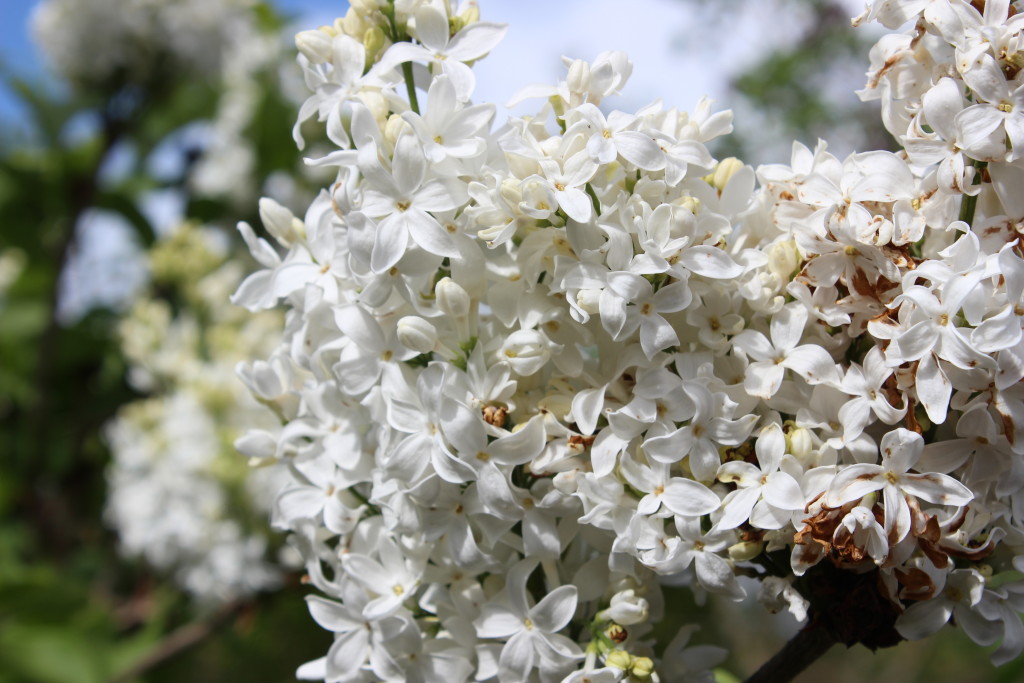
[728,540,764,562]
[606,650,633,671]
[632,657,655,678]
[363,26,386,61]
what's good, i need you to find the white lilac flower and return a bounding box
[825,428,973,542]
[231,0,1024,677]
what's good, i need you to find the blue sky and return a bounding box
[2,0,861,317]
[0,0,346,123]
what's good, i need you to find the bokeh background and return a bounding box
[0,1,1018,681]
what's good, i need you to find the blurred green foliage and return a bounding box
[0,3,328,681]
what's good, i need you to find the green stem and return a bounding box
[384,0,420,114]
[958,158,987,227]
[585,182,601,216]
[401,62,420,114]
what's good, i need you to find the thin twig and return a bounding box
[108,600,247,683]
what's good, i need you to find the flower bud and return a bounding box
[674,195,701,215]
[342,8,372,38]
[575,289,601,315]
[785,423,814,460]
[349,0,382,15]
[710,157,744,191]
[767,239,799,281]
[500,329,554,376]
[295,29,334,64]
[632,657,655,678]
[728,540,764,562]
[605,650,633,671]
[606,589,649,625]
[566,58,591,95]
[363,26,386,62]
[436,277,471,319]
[457,2,480,27]
[384,114,409,148]
[259,197,303,247]
[361,91,390,128]
[397,316,438,353]
[552,470,580,494]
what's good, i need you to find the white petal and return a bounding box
[615,130,666,170]
[661,478,721,517]
[529,585,578,632]
[825,464,884,507]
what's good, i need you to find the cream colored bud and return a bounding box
[349,0,382,15]
[500,329,553,376]
[360,91,390,127]
[728,540,764,562]
[552,470,580,494]
[674,195,701,215]
[363,26,386,61]
[710,157,744,191]
[785,424,814,460]
[606,589,649,625]
[632,657,655,678]
[858,491,878,509]
[606,650,633,671]
[575,289,601,315]
[295,29,334,64]
[259,197,303,247]
[384,114,409,148]
[457,2,480,26]
[537,393,571,420]
[499,178,523,206]
[767,239,799,281]
[397,316,438,353]
[342,7,373,39]
[566,59,591,95]
[547,94,566,119]
[436,277,471,319]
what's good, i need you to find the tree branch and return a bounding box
[109,600,247,683]
[744,622,836,683]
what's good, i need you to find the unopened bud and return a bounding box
[457,2,480,26]
[361,91,390,126]
[728,540,764,562]
[363,26,386,61]
[566,58,591,95]
[767,239,799,281]
[632,657,655,678]
[349,0,382,15]
[606,650,633,671]
[500,329,553,376]
[259,197,303,246]
[397,316,438,353]
[606,589,649,626]
[384,114,408,148]
[342,8,371,38]
[295,29,334,64]
[675,195,701,215]
[709,157,744,191]
[499,178,523,206]
[552,470,580,494]
[436,277,471,319]
[575,289,601,315]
